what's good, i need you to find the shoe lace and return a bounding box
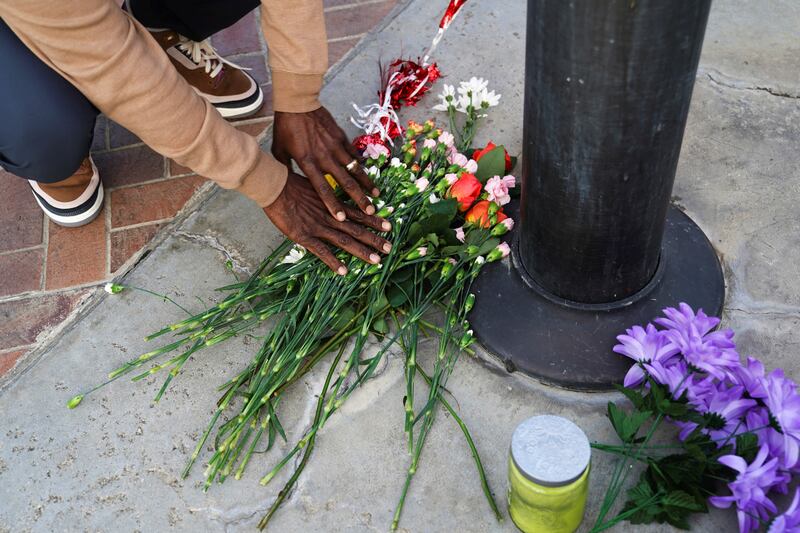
[176,37,248,79]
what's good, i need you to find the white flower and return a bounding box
[458,77,489,97]
[390,157,403,167]
[281,245,306,264]
[433,84,457,112]
[398,203,406,209]
[479,89,501,108]
[429,193,440,204]
[366,165,380,177]
[414,178,429,192]
[396,217,403,224]
[475,256,485,265]
[417,246,428,257]
[464,159,478,174]
[376,199,385,208]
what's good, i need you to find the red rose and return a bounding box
[472,141,512,172]
[465,200,507,228]
[448,173,482,212]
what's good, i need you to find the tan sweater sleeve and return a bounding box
[260,0,328,113]
[0,0,287,207]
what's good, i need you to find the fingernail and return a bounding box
[369,254,380,264]
[382,221,392,231]
[372,188,380,196]
[365,205,376,215]
[383,243,392,253]
[336,211,346,222]
[337,266,347,276]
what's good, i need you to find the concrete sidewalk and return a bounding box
[1,0,798,531]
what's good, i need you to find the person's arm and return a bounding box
[0,0,391,273]
[0,0,285,206]
[260,0,380,221]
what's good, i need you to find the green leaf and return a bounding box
[474,145,507,184]
[408,214,454,243]
[387,284,408,308]
[735,432,759,463]
[427,198,458,218]
[607,402,652,442]
[330,305,356,329]
[477,237,501,256]
[663,490,705,511]
[372,318,388,335]
[614,383,646,410]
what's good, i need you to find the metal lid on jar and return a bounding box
[511,415,591,487]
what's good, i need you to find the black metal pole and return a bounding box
[520,0,713,304]
[470,0,725,389]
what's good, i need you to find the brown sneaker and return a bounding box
[29,156,104,227]
[125,0,263,119]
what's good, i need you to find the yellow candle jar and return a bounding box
[508,415,591,533]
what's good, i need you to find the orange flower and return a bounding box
[465,200,507,228]
[448,173,482,211]
[472,141,512,172]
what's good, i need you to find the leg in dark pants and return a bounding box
[0,19,99,183]
[130,0,260,41]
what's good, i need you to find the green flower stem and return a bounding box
[415,362,502,521]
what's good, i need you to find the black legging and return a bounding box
[0,0,258,183]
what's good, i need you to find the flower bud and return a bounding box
[464,293,476,313]
[491,222,509,236]
[466,245,480,255]
[67,394,84,409]
[423,119,435,133]
[104,282,125,294]
[440,262,453,278]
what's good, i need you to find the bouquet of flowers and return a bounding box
[70,79,514,530]
[592,303,800,533]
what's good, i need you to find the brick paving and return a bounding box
[0,0,400,377]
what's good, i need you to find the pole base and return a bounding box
[470,205,725,391]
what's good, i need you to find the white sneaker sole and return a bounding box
[33,183,105,228]
[216,88,264,119]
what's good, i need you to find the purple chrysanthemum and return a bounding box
[613,324,680,388]
[710,445,788,533]
[655,303,720,337]
[674,382,756,443]
[656,304,741,380]
[761,369,800,469]
[732,356,769,399]
[768,488,800,533]
[662,325,740,380]
[644,358,692,399]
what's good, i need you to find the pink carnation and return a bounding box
[448,152,469,168]
[438,131,455,147]
[464,159,478,173]
[422,138,437,149]
[364,143,390,159]
[444,173,459,186]
[497,242,511,258]
[484,176,512,206]
[455,226,465,242]
[501,218,515,231]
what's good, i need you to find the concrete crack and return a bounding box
[699,67,799,99]
[174,231,253,276]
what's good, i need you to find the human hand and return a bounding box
[271,107,379,221]
[263,172,392,275]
